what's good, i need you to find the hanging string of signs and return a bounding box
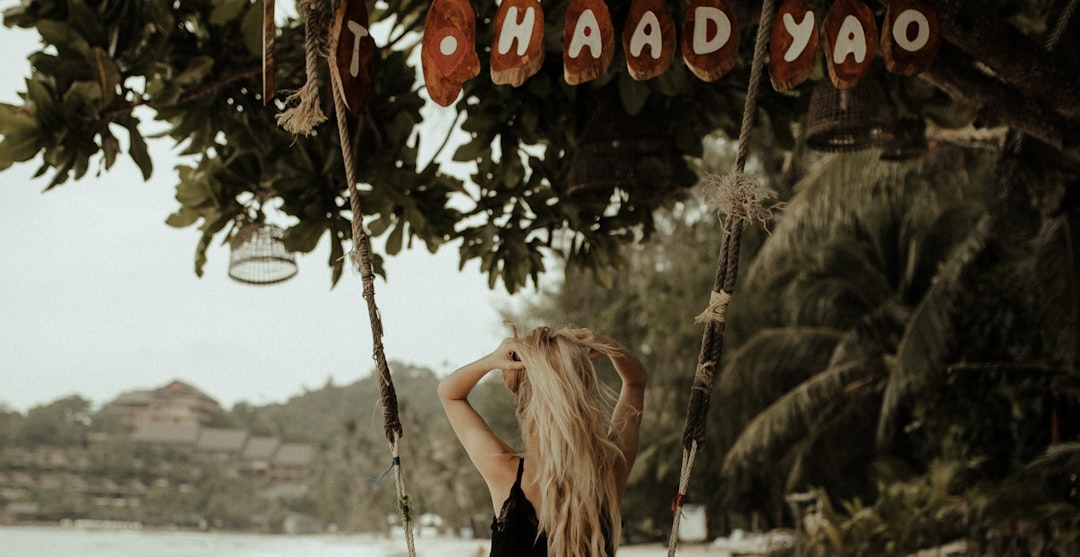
[263,0,940,111]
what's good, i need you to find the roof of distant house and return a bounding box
[196,428,248,452]
[273,443,316,467]
[242,436,281,460]
[132,422,200,445]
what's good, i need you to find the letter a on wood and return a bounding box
[563,0,615,85]
[623,0,676,81]
[822,0,878,89]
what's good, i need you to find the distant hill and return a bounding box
[227,361,444,444]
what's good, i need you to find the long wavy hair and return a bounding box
[502,325,626,557]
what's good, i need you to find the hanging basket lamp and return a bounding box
[562,98,683,208]
[228,222,298,285]
[805,78,893,153]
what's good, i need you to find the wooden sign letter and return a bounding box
[769,0,818,92]
[682,0,738,82]
[822,0,877,88]
[882,0,940,76]
[329,0,376,115]
[491,0,545,86]
[623,0,676,80]
[563,0,615,85]
[422,0,480,106]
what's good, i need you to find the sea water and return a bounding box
[0,526,489,557]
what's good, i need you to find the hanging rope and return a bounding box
[328,32,417,557]
[276,0,328,135]
[666,1,778,555]
[260,1,415,554]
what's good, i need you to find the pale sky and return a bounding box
[0,4,523,413]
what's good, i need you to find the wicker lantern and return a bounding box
[805,78,892,152]
[563,99,682,207]
[228,222,298,285]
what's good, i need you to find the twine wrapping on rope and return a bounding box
[276,0,327,135]
[667,1,778,555]
[694,290,732,324]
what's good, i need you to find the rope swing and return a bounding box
[667,1,780,555]
[275,1,416,555]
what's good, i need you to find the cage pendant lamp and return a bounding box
[228,222,298,285]
[805,78,892,152]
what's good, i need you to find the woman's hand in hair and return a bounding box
[489,338,526,371]
[568,328,610,361]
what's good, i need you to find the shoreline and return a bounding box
[3,524,732,555]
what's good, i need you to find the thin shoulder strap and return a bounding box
[516,457,526,483]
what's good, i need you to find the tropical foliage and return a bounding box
[3,0,1078,292]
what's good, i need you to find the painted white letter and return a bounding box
[781,11,815,62]
[892,9,930,52]
[692,7,732,56]
[568,9,603,59]
[347,20,370,77]
[629,11,663,59]
[831,14,867,65]
[497,6,536,56]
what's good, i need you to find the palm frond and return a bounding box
[878,214,994,446]
[724,360,867,473]
[718,326,845,405]
[1025,441,1080,472]
[1026,217,1079,368]
[747,152,912,286]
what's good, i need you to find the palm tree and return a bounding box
[714,146,1005,500]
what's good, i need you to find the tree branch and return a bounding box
[926,0,1080,120]
[919,45,1080,169]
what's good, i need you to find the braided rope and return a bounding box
[666,0,777,554]
[326,11,413,556]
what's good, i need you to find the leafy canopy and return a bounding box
[2,0,1077,292]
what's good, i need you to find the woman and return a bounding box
[438,325,647,557]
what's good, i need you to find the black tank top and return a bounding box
[490,458,547,557]
[489,457,616,557]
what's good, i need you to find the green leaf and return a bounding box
[166,206,202,228]
[618,73,649,116]
[119,116,152,180]
[283,219,326,253]
[0,103,37,135]
[385,220,404,255]
[240,0,264,56]
[36,20,90,55]
[173,56,216,87]
[0,132,44,170]
[100,128,119,170]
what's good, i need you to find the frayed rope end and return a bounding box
[276,80,326,136]
[701,171,785,234]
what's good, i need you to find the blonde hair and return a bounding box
[503,325,625,557]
